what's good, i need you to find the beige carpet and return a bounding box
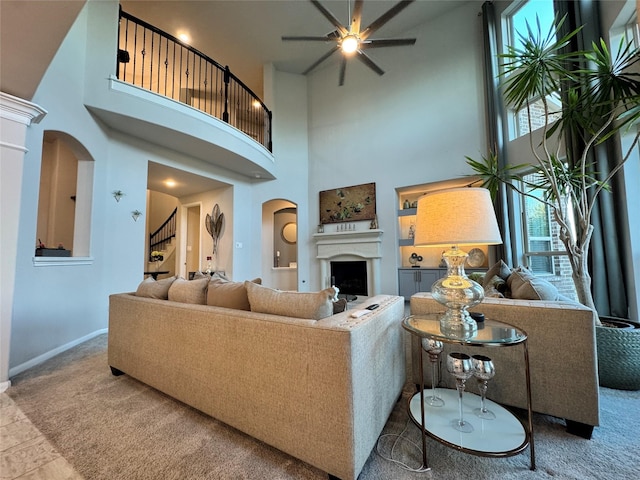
[6,334,640,479]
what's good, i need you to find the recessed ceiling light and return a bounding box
[165,179,176,187]
[177,32,190,43]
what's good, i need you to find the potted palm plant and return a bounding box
[467,16,640,390]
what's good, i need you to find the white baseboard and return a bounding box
[9,328,108,379]
[0,380,11,393]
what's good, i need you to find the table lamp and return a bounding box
[414,187,503,338]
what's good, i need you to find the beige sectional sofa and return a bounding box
[108,289,406,480]
[409,293,599,438]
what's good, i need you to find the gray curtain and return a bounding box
[554,0,629,318]
[481,1,513,266]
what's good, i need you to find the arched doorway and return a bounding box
[262,199,297,290]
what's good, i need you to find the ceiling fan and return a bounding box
[282,0,417,86]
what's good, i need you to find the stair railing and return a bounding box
[149,207,177,258]
[117,8,272,152]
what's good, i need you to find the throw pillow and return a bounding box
[245,282,337,320]
[484,275,507,293]
[168,277,209,304]
[468,272,485,284]
[333,297,348,314]
[135,275,176,299]
[483,260,512,288]
[206,277,262,310]
[484,284,505,298]
[507,266,559,301]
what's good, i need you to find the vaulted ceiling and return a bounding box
[1,1,471,101]
[0,1,472,196]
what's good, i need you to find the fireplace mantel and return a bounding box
[313,229,383,296]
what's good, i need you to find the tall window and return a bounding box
[520,172,578,300]
[503,1,577,300]
[503,0,560,140]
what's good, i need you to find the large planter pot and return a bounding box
[596,317,640,390]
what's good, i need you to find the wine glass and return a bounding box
[421,338,445,407]
[446,352,474,433]
[472,354,496,420]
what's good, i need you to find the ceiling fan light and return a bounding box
[341,35,359,54]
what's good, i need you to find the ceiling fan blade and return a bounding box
[282,35,336,42]
[360,0,415,40]
[360,38,417,48]
[338,57,347,86]
[350,0,364,34]
[310,0,348,36]
[302,44,340,75]
[356,50,385,76]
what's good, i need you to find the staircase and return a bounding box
[148,207,177,276]
[148,239,177,275]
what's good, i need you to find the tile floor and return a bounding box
[0,393,83,480]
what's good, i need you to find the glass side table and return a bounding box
[403,314,535,471]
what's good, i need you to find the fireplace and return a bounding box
[331,260,368,296]
[313,229,383,296]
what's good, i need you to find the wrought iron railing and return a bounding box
[149,207,177,258]
[117,8,272,152]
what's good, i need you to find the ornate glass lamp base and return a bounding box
[432,246,483,339]
[439,314,478,339]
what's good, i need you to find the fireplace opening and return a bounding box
[330,261,368,296]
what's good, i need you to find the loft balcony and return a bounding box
[84,8,275,180]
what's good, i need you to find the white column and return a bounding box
[0,92,46,391]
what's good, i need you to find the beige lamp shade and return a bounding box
[414,187,503,247]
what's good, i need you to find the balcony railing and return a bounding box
[117,9,272,152]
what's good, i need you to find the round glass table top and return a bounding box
[403,314,527,346]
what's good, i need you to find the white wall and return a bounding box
[305,1,487,294]
[21,0,631,375]
[0,93,47,390]
[9,0,274,372]
[10,3,114,372]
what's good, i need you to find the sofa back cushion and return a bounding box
[482,260,512,287]
[168,277,209,304]
[206,278,262,310]
[245,282,337,320]
[507,266,559,301]
[135,276,177,299]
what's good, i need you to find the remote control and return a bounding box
[366,304,379,310]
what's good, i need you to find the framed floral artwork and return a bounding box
[319,182,376,224]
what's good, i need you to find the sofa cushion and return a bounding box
[168,277,209,304]
[245,282,337,320]
[485,275,507,293]
[484,284,505,298]
[483,260,512,287]
[135,276,177,299]
[206,277,262,310]
[507,266,559,301]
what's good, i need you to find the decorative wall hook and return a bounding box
[131,210,142,222]
[112,190,125,202]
